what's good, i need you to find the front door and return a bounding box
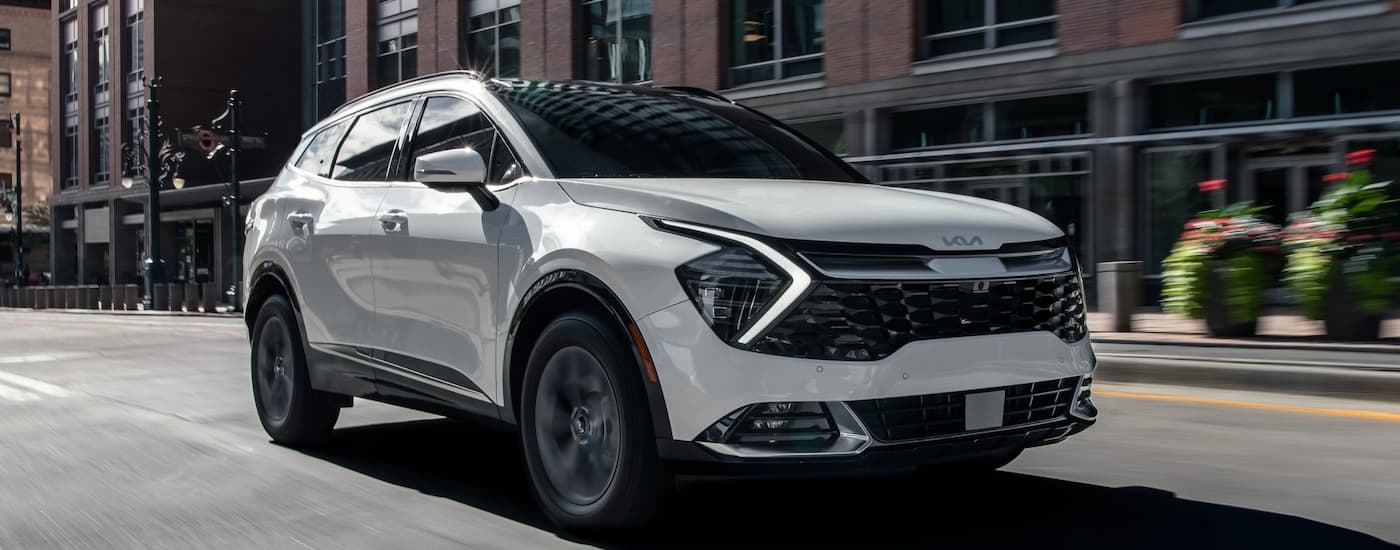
[369,96,524,405]
[1243,156,1332,224]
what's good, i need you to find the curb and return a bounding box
[1094,355,1400,404]
[0,307,241,318]
[1091,335,1400,355]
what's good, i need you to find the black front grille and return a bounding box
[754,272,1086,361]
[848,377,1080,443]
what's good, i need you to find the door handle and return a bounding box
[378,210,408,232]
[287,211,314,230]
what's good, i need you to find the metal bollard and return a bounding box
[1096,261,1141,333]
[151,283,168,311]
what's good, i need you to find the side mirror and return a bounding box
[414,147,487,187]
[412,147,499,210]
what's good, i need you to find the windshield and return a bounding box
[487,81,868,183]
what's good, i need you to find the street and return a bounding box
[0,311,1396,549]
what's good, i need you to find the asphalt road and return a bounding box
[0,311,1396,549]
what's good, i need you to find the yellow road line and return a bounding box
[1096,389,1400,423]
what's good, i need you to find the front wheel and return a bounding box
[250,294,340,443]
[520,311,671,532]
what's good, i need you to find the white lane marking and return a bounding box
[0,382,41,402]
[0,352,97,365]
[0,371,72,397]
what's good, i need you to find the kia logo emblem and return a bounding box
[941,235,984,247]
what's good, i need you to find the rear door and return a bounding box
[368,95,526,406]
[283,101,414,350]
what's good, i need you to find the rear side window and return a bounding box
[293,121,348,177]
[332,102,414,181]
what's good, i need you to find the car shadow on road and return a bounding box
[293,418,1396,550]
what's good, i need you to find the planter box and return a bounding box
[1202,262,1259,338]
[1323,265,1384,341]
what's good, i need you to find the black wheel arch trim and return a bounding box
[501,269,674,440]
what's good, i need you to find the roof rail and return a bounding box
[331,70,487,114]
[653,85,734,103]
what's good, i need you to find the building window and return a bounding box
[920,0,1055,59]
[62,19,79,103]
[465,2,521,78]
[876,153,1091,259]
[994,93,1090,140]
[92,3,111,92]
[0,73,10,98]
[123,103,143,176]
[62,118,80,191]
[0,29,10,51]
[1148,74,1278,129]
[1144,146,1219,274]
[315,0,347,118]
[376,33,418,87]
[892,92,1088,150]
[93,116,112,186]
[728,0,824,87]
[1184,0,1335,22]
[788,117,846,156]
[1294,60,1400,118]
[124,0,144,85]
[579,0,652,83]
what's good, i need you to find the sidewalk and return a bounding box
[1087,311,1400,352]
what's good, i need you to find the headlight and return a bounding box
[652,218,813,346]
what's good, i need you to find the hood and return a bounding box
[554,178,1064,251]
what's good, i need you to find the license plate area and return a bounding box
[964,390,1005,431]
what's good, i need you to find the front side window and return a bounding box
[921,0,1055,59]
[490,82,865,182]
[729,0,823,87]
[409,97,524,185]
[465,3,521,78]
[579,0,652,83]
[332,102,413,181]
[1184,0,1333,22]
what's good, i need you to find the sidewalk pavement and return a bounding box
[1087,311,1400,352]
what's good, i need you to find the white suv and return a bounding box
[243,72,1097,531]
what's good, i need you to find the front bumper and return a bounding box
[657,415,1094,477]
[638,300,1098,446]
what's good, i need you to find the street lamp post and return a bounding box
[227,90,242,313]
[143,78,164,310]
[7,113,22,288]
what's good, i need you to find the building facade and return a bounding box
[48,0,299,296]
[1,0,53,284]
[50,0,1400,301]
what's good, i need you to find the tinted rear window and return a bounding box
[488,82,866,183]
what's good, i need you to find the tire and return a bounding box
[250,294,340,444]
[519,311,672,532]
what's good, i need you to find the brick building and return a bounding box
[48,0,299,295]
[1,0,53,285]
[50,0,1400,300]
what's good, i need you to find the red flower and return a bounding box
[1198,179,1226,192]
[1346,149,1377,165]
[1322,172,1350,183]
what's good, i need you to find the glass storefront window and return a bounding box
[891,104,984,149]
[1294,61,1400,118]
[993,93,1089,140]
[788,117,846,156]
[1148,74,1278,129]
[1145,147,1218,274]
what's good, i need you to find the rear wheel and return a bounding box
[250,294,340,443]
[520,311,671,532]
